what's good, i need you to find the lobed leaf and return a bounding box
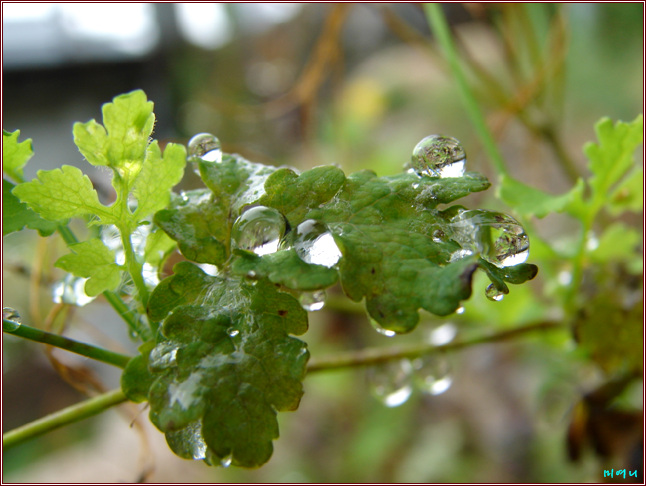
[3,129,33,183]
[73,90,155,169]
[12,165,116,223]
[55,238,122,296]
[126,262,309,468]
[3,179,58,236]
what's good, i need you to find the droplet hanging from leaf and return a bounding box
[411,134,466,178]
[448,210,529,268]
[3,307,22,331]
[299,290,326,311]
[485,283,505,301]
[188,133,222,164]
[231,206,287,256]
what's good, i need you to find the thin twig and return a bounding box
[307,320,563,373]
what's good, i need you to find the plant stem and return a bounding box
[307,320,563,373]
[3,319,131,369]
[424,4,509,178]
[3,388,127,449]
[120,228,150,310]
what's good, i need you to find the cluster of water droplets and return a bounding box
[367,323,456,407]
[411,134,466,178]
[228,204,342,311]
[188,133,223,165]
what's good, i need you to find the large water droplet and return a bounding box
[367,359,414,407]
[485,283,505,301]
[299,290,326,311]
[3,307,22,331]
[411,135,466,178]
[293,219,342,267]
[369,318,396,337]
[52,275,96,306]
[231,206,286,256]
[449,210,529,268]
[188,133,222,164]
[412,355,453,395]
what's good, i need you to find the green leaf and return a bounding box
[231,250,338,291]
[73,90,155,169]
[121,341,156,403]
[589,223,642,268]
[12,165,115,223]
[144,226,177,268]
[607,168,643,215]
[255,166,346,226]
[133,142,187,220]
[155,190,228,265]
[3,129,33,183]
[585,115,643,204]
[55,239,122,296]
[497,175,586,219]
[136,262,308,467]
[299,171,495,332]
[2,179,58,236]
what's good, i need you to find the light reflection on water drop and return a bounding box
[368,359,414,407]
[299,290,326,311]
[188,133,222,164]
[231,206,286,256]
[220,454,233,468]
[3,307,22,330]
[485,284,504,302]
[369,318,396,337]
[412,355,453,396]
[294,219,342,268]
[448,210,529,268]
[411,135,466,178]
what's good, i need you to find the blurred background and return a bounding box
[3,3,643,483]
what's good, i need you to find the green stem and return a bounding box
[424,4,509,178]
[3,319,132,369]
[3,388,127,449]
[307,320,563,373]
[102,291,151,341]
[120,227,150,310]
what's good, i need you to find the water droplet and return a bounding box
[431,229,445,243]
[586,233,599,251]
[367,359,414,407]
[412,355,453,395]
[369,318,396,337]
[188,133,222,164]
[485,284,504,301]
[220,453,233,468]
[231,206,286,256]
[427,323,457,345]
[227,327,240,337]
[149,342,179,371]
[449,210,529,268]
[3,307,22,330]
[293,219,342,268]
[411,135,466,178]
[52,275,96,306]
[455,306,465,315]
[299,290,326,311]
